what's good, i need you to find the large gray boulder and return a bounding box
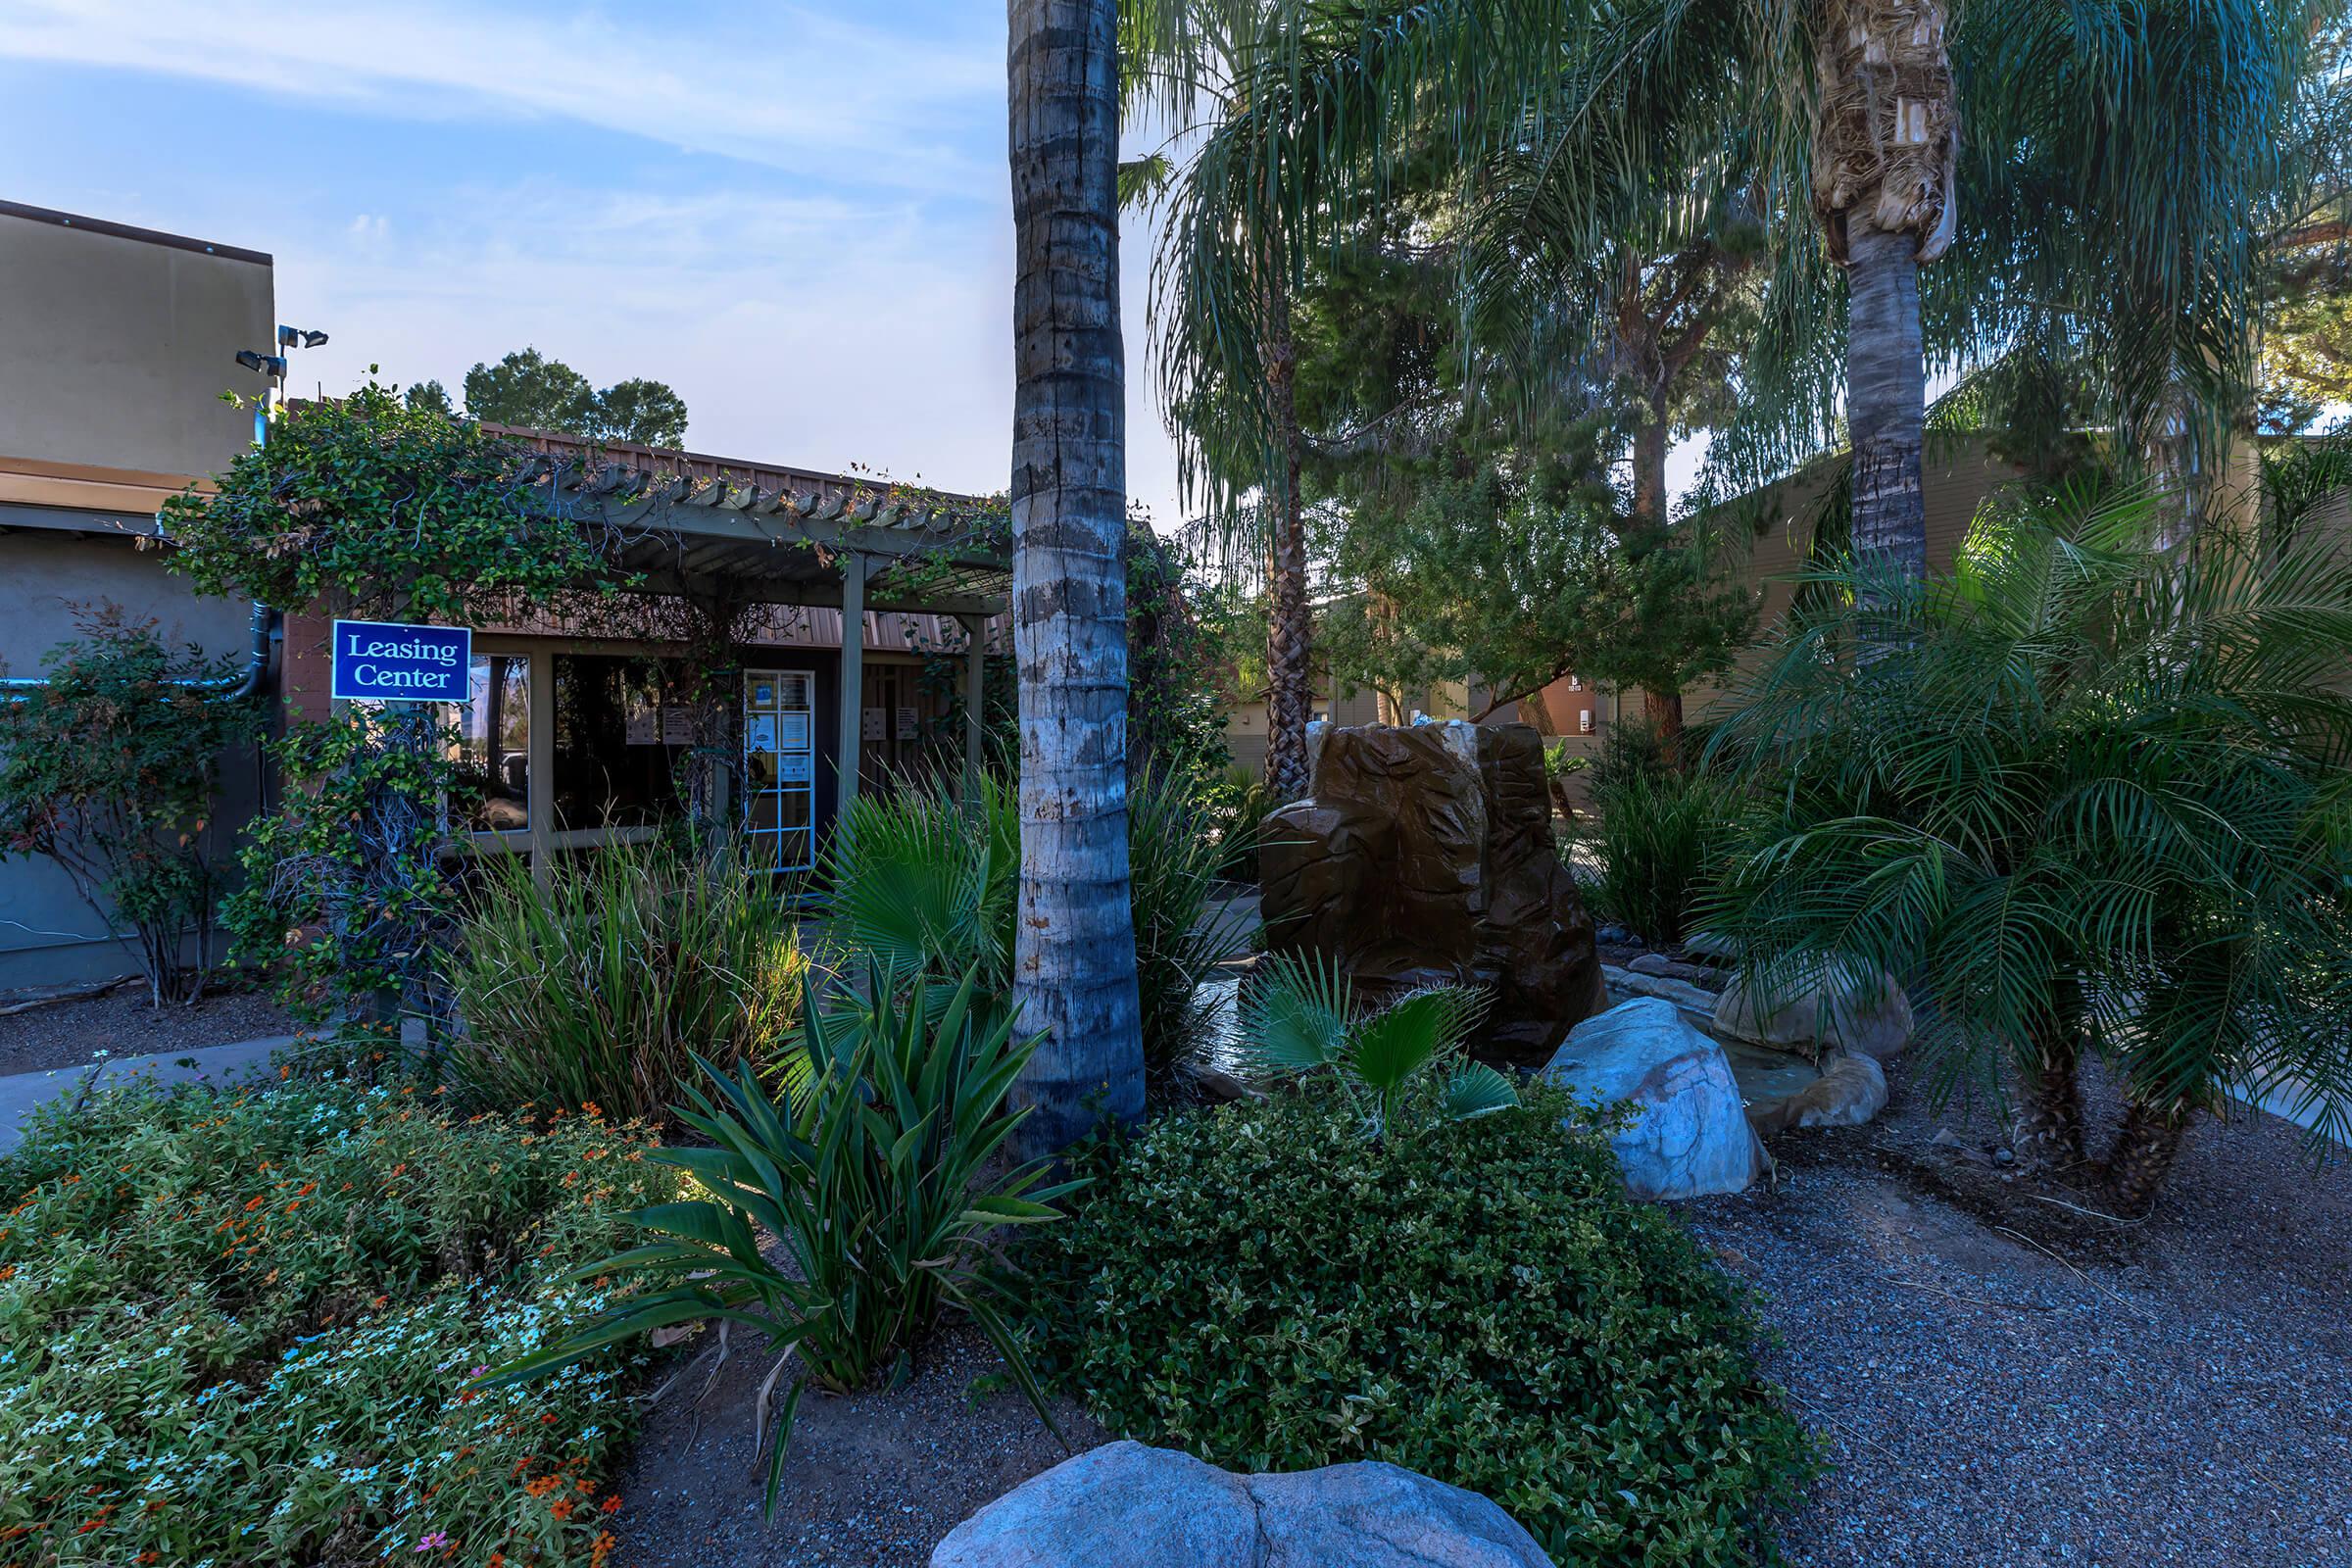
[931,1441,1551,1568]
[1712,966,1912,1061]
[1541,997,1764,1200]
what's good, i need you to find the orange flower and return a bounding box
[550,1498,575,1521]
[601,1495,622,1515]
[242,1195,267,1212]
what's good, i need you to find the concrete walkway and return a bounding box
[0,1034,296,1156]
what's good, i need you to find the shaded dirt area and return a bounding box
[614,1327,1105,1568]
[0,984,295,1077]
[1689,1066,2352,1568]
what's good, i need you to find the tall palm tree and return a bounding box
[1125,0,1321,799]
[1157,0,2315,576]
[1006,0,1147,1153]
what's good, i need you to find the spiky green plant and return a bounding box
[481,962,1077,1513]
[442,837,806,1124]
[1702,476,2352,1214]
[1241,953,1518,1138]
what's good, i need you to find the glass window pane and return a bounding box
[448,655,528,834]
[553,654,688,830]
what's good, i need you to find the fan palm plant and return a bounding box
[822,771,1240,1085]
[1701,477,2352,1214]
[1241,954,1520,1139]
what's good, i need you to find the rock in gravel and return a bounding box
[1713,966,1912,1061]
[1747,1051,1888,1137]
[930,1440,1550,1568]
[1542,997,1764,1200]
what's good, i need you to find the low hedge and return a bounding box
[1033,1085,1809,1564]
[0,1073,678,1567]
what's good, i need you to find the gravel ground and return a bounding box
[0,984,295,1077]
[614,1327,1105,1568]
[1689,1066,2352,1568]
[607,1059,2348,1568]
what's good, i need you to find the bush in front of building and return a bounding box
[441,837,808,1125]
[0,1073,677,1567]
[225,706,471,1025]
[1029,1083,1810,1564]
[0,609,262,1004]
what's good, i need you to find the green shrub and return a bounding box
[0,1074,678,1567]
[226,706,469,1025]
[0,610,261,1005]
[1589,766,1739,947]
[823,771,1236,1085]
[496,964,1073,1510]
[1205,762,1279,883]
[1033,1087,1808,1563]
[442,838,808,1124]
[1126,767,1247,1080]
[1704,477,2352,1209]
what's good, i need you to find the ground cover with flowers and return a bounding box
[0,1070,682,1568]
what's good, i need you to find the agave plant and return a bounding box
[1703,475,2352,1214]
[480,961,1077,1510]
[1241,953,1518,1139]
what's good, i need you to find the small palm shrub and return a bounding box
[824,770,1238,1083]
[0,1074,675,1567]
[442,838,807,1124]
[492,964,1073,1510]
[1579,720,1739,947]
[1703,478,2352,1212]
[1031,1086,1809,1563]
[1241,954,1517,1136]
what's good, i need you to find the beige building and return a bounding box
[0,202,277,989]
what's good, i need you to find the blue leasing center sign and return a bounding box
[331,619,472,703]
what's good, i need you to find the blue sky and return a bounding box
[0,0,1196,521]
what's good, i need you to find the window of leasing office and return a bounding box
[552,654,692,829]
[445,655,530,833]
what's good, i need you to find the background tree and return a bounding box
[592,376,692,448]
[1005,0,1147,1154]
[1126,0,1322,799]
[463,348,596,433]
[462,348,692,448]
[1162,0,2318,590]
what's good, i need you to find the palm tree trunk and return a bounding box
[1005,0,1146,1154]
[1845,223,1930,586]
[2102,1096,2190,1217]
[2015,1024,2087,1173]
[1261,279,1314,803]
[1628,409,1687,767]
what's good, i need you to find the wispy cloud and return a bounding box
[0,0,1003,194]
